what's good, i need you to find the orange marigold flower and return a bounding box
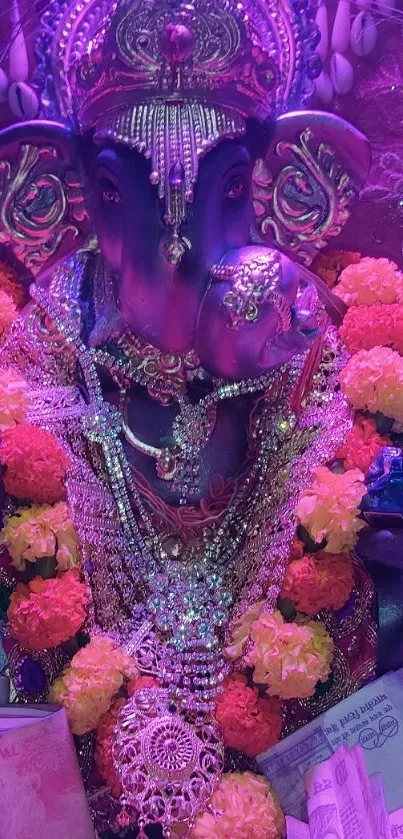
[1,425,70,504]
[340,303,403,356]
[7,569,89,651]
[337,416,390,474]
[313,250,361,289]
[215,673,282,757]
[280,552,354,616]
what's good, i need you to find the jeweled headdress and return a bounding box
[35,0,320,260]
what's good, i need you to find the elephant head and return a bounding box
[0,0,371,379]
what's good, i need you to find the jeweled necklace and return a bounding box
[90,258,206,405]
[120,390,218,485]
[95,337,205,405]
[30,282,304,837]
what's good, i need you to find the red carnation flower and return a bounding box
[7,569,89,651]
[340,302,403,356]
[0,425,70,503]
[280,551,354,616]
[337,416,390,474]
[215,674,282,757]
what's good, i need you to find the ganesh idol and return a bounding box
[0,0,385,836]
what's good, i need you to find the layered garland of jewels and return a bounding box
[3,250,401,837]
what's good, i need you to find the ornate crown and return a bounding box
[34,0,320,262]
[71,0,319,125]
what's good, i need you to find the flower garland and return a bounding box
[0,251,400,832]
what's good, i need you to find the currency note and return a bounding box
[390,808,403,838]
[304,744,378,839]
[286,815,311,838]
[258,668,403,819]
[369,773,392,839]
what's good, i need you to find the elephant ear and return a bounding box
[252,111,371,266]
[0,121,91,279]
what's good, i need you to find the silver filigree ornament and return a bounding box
[112,687,224,835]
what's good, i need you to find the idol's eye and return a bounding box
[101,186,121,205]
[98,176,122,205]
[224,173,248,201]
